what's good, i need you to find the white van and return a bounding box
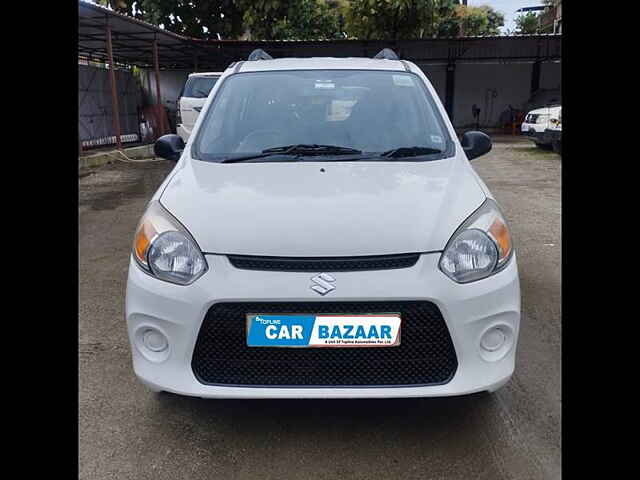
[128,49,520,399]
[521,104,562,149]
[176,72,222,142]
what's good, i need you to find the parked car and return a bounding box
[544,107,562,154]
[176,72,222,142]
[128,49,520,399]
[521,104,562,149]
[524,88,560,115]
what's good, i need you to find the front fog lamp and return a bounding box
[439,199,513,283]
[132,201,207,285]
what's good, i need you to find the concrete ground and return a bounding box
[79,137,561,480]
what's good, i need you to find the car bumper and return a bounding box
[176,124,191,143]
[125,252,521,398]
[544,129,562,142]
[521,123,547,143]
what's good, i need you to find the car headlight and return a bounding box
[439,199,513,283]
[132,201,207,285]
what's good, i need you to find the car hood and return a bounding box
[160,155,486,256]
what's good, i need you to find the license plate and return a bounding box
[246,314,401,348]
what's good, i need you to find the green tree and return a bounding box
[515,11,540,34]
[99,0,346,41]
[97,0,245,40]
[344,1,502,39]
[96,0,504,40]
[482,5,505,35]
[240,0,345,40]
[345,0,460,40]
[456,5,504,36]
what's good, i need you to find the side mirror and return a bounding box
[154,134,185,162]
[461,131,492,161]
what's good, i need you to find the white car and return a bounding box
[521,104,562,149]
[176,72,222,142]
[127,49,521,399]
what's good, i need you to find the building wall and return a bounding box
[139,69,191,114]
[135,61,561,133]
[417,60,561,129]
[540,61,561,90]
[78,64,143,146]
[419,64,447,103]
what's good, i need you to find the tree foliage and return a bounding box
[345,0,460,40]
[97,0,245,39]
[96,0,506,40]
[240,0,345,40]
[345,1,503,39]
[514,11,540,35]
[455,5,504,36]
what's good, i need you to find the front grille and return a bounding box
[227,253,420,272]
[191,301,458,387]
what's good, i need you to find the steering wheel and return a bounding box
[237,129,285,152]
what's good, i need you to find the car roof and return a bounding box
[235,57,407,73]
[528,104,561,114]
[188,72,223,78]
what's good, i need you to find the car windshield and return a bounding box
[183,76,219,99]
[192,70,453,162]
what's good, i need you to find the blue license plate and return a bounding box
[246,313,401,348]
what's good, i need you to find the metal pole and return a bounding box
[153,38,165,135]
[105,24,122,150]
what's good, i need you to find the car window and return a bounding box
[183,76,219,99]
[193,70,453,161]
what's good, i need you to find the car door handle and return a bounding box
[193,107,202,112]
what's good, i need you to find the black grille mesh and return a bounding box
[227,254,420,272]
[191,301,458,387]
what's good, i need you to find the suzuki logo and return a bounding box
[310,273,336,296]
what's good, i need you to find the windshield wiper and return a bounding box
[219,144,362,164]
[219,153,299,164]
[219,145,440,164]
[311,146,446,162]
[380,146,444,158]
[262,144,362,156]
